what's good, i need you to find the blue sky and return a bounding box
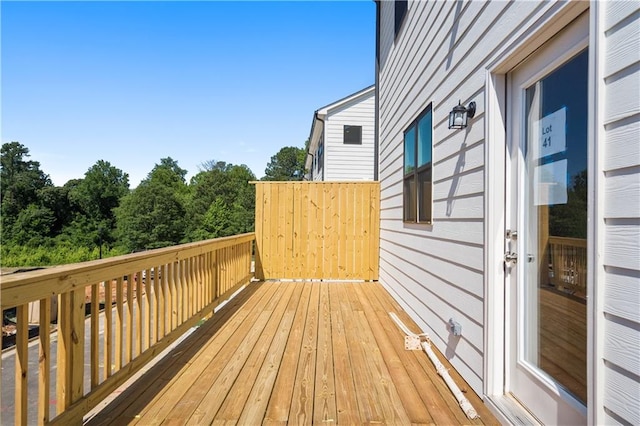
[1,1,375,187]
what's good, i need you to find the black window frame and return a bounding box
[403,103,433,224]
[394,0,408,38]
[343,125,363,145]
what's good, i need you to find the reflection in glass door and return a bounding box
[522,48,589,404]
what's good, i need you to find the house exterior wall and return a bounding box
[599,2,640,424]
[324,93,375,181]
[378,0,535,396]
[377,0,639,423]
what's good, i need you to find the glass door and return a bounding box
[506,13,589,424]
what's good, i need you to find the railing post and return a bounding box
[56,289,85,423]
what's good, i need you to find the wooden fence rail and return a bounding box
[1,233,254,425]
[253,182,380,281]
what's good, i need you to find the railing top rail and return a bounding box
[548,236,587,247]
[1,232,255,309]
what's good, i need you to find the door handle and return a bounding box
[504,252,518,264]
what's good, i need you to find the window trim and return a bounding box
[403,102,434,224]
[343,125,363,145]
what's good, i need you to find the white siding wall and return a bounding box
[324,92,375,181]
[377,0,562,395]
[601,2,640,424]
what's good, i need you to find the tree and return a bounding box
[186,162,255,240]
[10,204,55,246]
[115,158,188,252]
[70,160,129,222]
[262,146,306,181]
[1,142,53,242]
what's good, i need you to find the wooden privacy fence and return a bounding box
[253,181,380,280]
[1,233,254,425]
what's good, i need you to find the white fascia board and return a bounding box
[320,85,375,116]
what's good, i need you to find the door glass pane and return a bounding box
[523,49,588,404]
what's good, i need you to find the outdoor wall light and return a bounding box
[448,100,476,130]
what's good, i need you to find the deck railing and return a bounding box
[1,233,254,425]
[548,236,587,297]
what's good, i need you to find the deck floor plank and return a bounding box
[369,282,475,425]
[347,283,412,424]
[353,282,434,424]
[312,282,338,425]
[328,283,361,425]
[86,281,498,426]
[211,283,300,424]
[184,283,295,425]
[137,282,282,425]
[287,281,320,424]
[370,282,497,424]
[87,282,269,426]
[235,284,305,425]
[365,281,461,424]
[337,283,386,423]
[263,282,312,424]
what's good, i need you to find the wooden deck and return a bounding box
[85,281,497,425]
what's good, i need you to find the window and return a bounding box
[343,125,362,144]
[395,0,408,38]
[403,103,433,223]
[316,140,324,171]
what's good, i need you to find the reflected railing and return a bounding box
[547,236,587,299]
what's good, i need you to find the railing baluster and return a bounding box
[154,265,160,343]
[91,283,99,389]
[70,289,85,405]
[179,259,184,326]
[104,279,113,379]
[126,274,133,364]
[136,271,143,356]
[169,262,176,331]
[145,269,152,349]
[15,304,28,426]
[115,277,124,371]
[57,292,72,411]
[159,266,167,340]
[197,255,203,312]
[187,256,195,318]
[38,297,51,425]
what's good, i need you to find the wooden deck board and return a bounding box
[328,284,360,425]
[87,282,270,426]
[87,281,498,426]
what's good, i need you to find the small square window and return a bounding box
[343,125,362,145]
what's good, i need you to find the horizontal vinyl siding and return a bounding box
[601,2,640,423]
[324,93,375,181]
[377,0,553,396]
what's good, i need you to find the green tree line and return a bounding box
[1,142,306,267]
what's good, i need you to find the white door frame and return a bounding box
[482,1,601,423]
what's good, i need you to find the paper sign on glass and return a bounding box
[534,159,568,206]
[534,107,566,160]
